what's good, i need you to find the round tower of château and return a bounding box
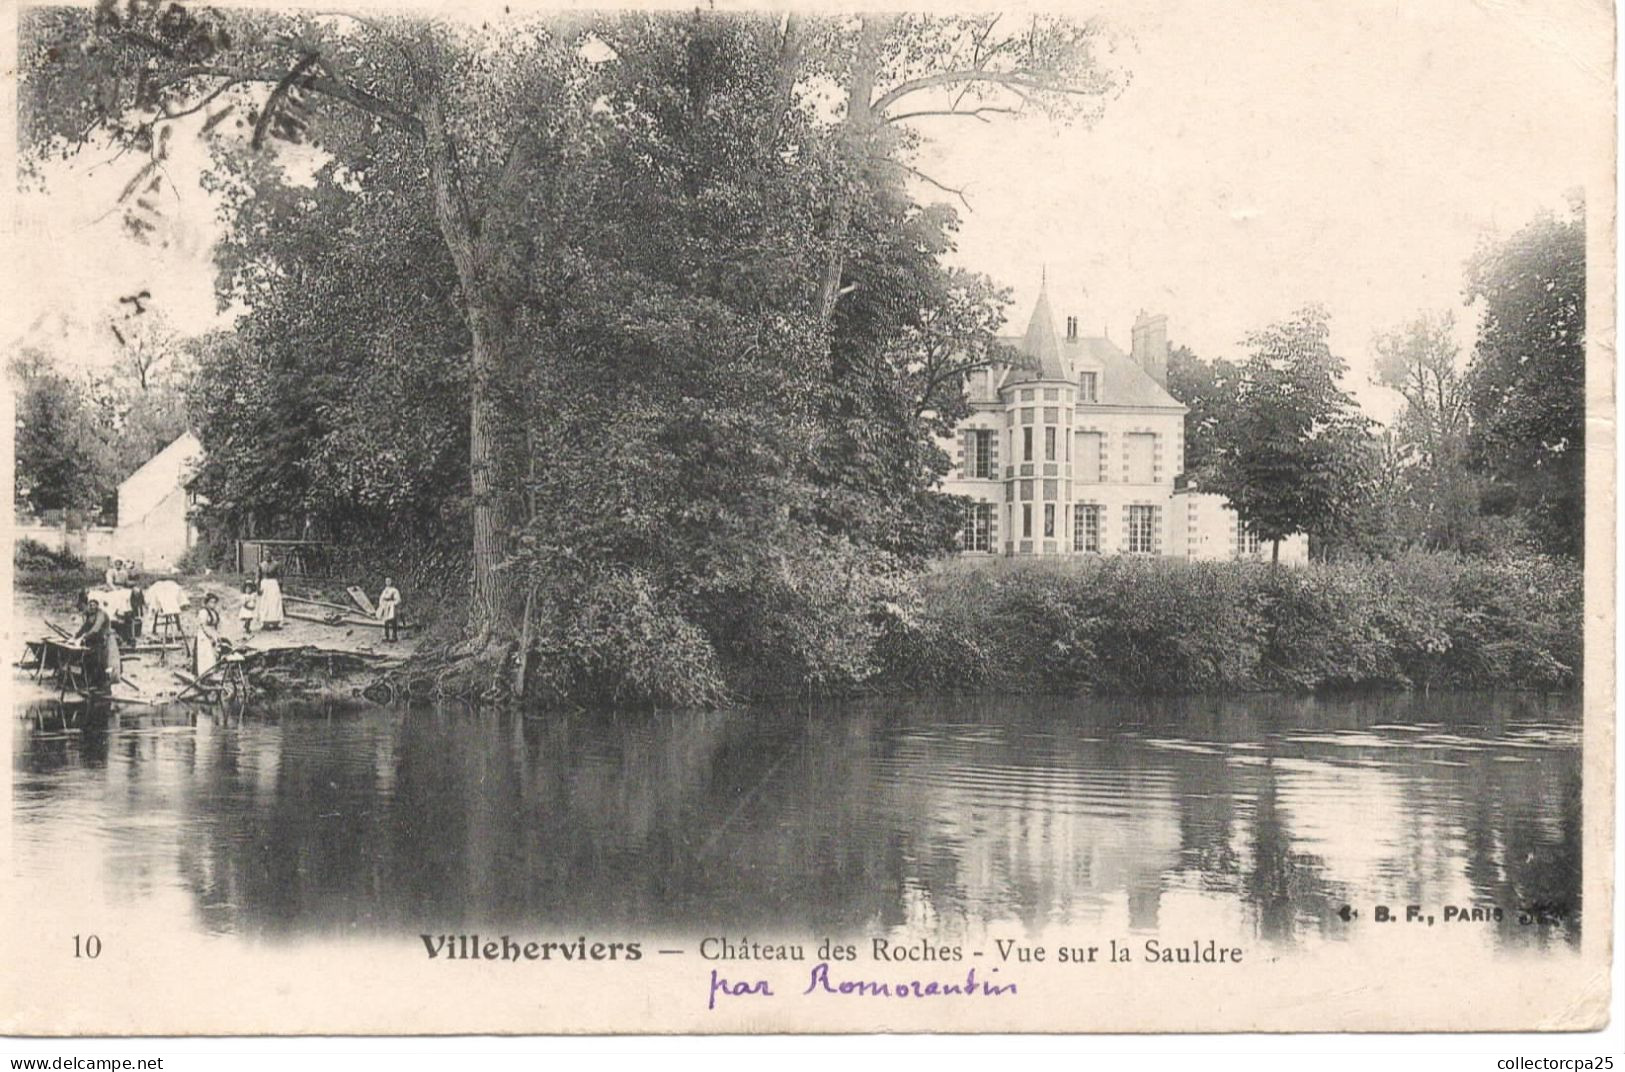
[999,283,1076,556]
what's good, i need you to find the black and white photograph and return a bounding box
[2,0,1615,1046]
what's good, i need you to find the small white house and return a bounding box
[113,431,203,572]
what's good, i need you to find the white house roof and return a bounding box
[119,431,203,495]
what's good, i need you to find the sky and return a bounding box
[9,0,1614,419]
[915,0,1611,410]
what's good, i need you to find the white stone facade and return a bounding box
[945,291,1309,565]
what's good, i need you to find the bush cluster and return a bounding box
[511,549,1579,710]
[14,538,84,572]
[881,553,1582,695]
[512,536,910,709]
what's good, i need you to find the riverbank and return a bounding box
[878,552,1582,697]
[11,570,421,705]
[501,549,1581,710]
[14,549,1580,712]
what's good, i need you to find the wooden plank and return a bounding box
[284,594,358,615]
[286,608,412,631]
[345,586,377,616]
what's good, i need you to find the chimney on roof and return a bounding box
[1131,310,1169,388]
[1065,315,1078,341]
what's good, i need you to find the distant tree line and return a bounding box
[1168,199,1585,562]
[11,311,191,522]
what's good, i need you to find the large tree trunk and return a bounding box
[817,14,888,328]
[422,91,522,644]
[464,301,522,640]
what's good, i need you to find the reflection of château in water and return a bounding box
[12,693,1579,951]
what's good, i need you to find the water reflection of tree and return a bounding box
[1241,759,1337,943]
[1459,750,1582,948]
[13,693,1582,949]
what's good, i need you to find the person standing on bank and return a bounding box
[73,592,119,689]
[196,593,222,678]
[255,557,285,631]
[376,578,401,643]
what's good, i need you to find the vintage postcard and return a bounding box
[1,0,1614,1037]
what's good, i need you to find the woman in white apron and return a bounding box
[254,559,285,630]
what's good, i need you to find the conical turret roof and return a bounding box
[1006,282,1070,384]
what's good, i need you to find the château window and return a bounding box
[1044,426,1056,461]
[1237,524,1263,557]
[971,429,993,479]
[1128,505,1158,555]
[1125,432,1156,484]
[962,502,993,552]
[1076,431,1103,483]
[1074,504,1102,553]
[1023,426,1034,462]
[1022,504,1033,539]
[1079,371,1098,403]
[1043,502,1056,539]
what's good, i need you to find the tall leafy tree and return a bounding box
[1212,306,1374,562]
[1464,202,1585,557]
[1166,342,1242,481]
[1369,311,1487,552]
[11,349,112,517]
[23,2,595,644]
[21,6,1119,660]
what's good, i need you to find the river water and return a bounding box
[11,692,1581,957]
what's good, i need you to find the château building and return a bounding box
[944,285,1308,563]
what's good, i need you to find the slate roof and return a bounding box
[1000,285,1070,384]
[1062,335,1185,411]
[971,292,1187,411]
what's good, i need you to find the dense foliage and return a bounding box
[11,333,190,521]
[1203,307,1375,559]
[1166,202,1586,565]
[17,8,1585,711]
[883,554,1580,697]
[1465,202,1586,557]
[21,6,1118,647]
[1165,342,1240,482]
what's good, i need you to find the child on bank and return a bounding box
[238,580,257,637]
[376,578,401,643]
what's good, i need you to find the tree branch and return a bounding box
[250,52,319,148]
[112,23,423,138]
[884,104,1021,125]
[872,68,1097,116]
[890,160,971,212]
[913,357,1001,419]
[153,75,251,123]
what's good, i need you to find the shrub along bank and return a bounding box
[511,549,1581,709]
[880,553,1582,696]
